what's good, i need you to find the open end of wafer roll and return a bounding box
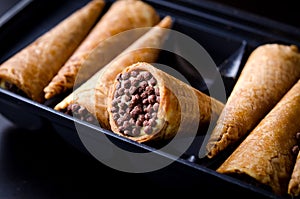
[61,103,99,125]
[0,79,28,97]
[108,62,224,143]
[109,67,163,140]
[288,133,300,197]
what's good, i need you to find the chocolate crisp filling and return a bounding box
[292,132,300,155]
[111,70,160,137]
[0,79,27,97]
[64,103,98,125]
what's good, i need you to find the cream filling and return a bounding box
[0,79,6,89]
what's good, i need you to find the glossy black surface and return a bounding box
[0,0,19,14]
[207,0,299,28]
[0,0,298,198]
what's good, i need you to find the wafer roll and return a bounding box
[44,0,160,100]
[206,44,300,159]
[107,62,225,142]
[217,79,300,196]
[0,0,105,103]
[54,16,173,129]
[288,151,300,197]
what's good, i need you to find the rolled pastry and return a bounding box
[54,16,173,129]
[288,139,300,197]
[0,0,105,103]
[107,62,225,142]
[217,79,300,196]
[206,44,300,159]
[44,0,160,100]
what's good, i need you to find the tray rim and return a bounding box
[145,0,300,47]
[0,0,33,28]
[162,0,300,34]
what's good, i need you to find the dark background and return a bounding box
[0,0,298,198]
[206,0,299,28]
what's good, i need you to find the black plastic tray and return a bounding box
[0,0,299,198]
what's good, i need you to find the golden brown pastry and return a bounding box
[54,16,173,130]
[107,62,225,142]
[217,79,300,196]
[288,143,300,197]
[205,44,300,159]
[44,0,160,100]
[0,0,105,103]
